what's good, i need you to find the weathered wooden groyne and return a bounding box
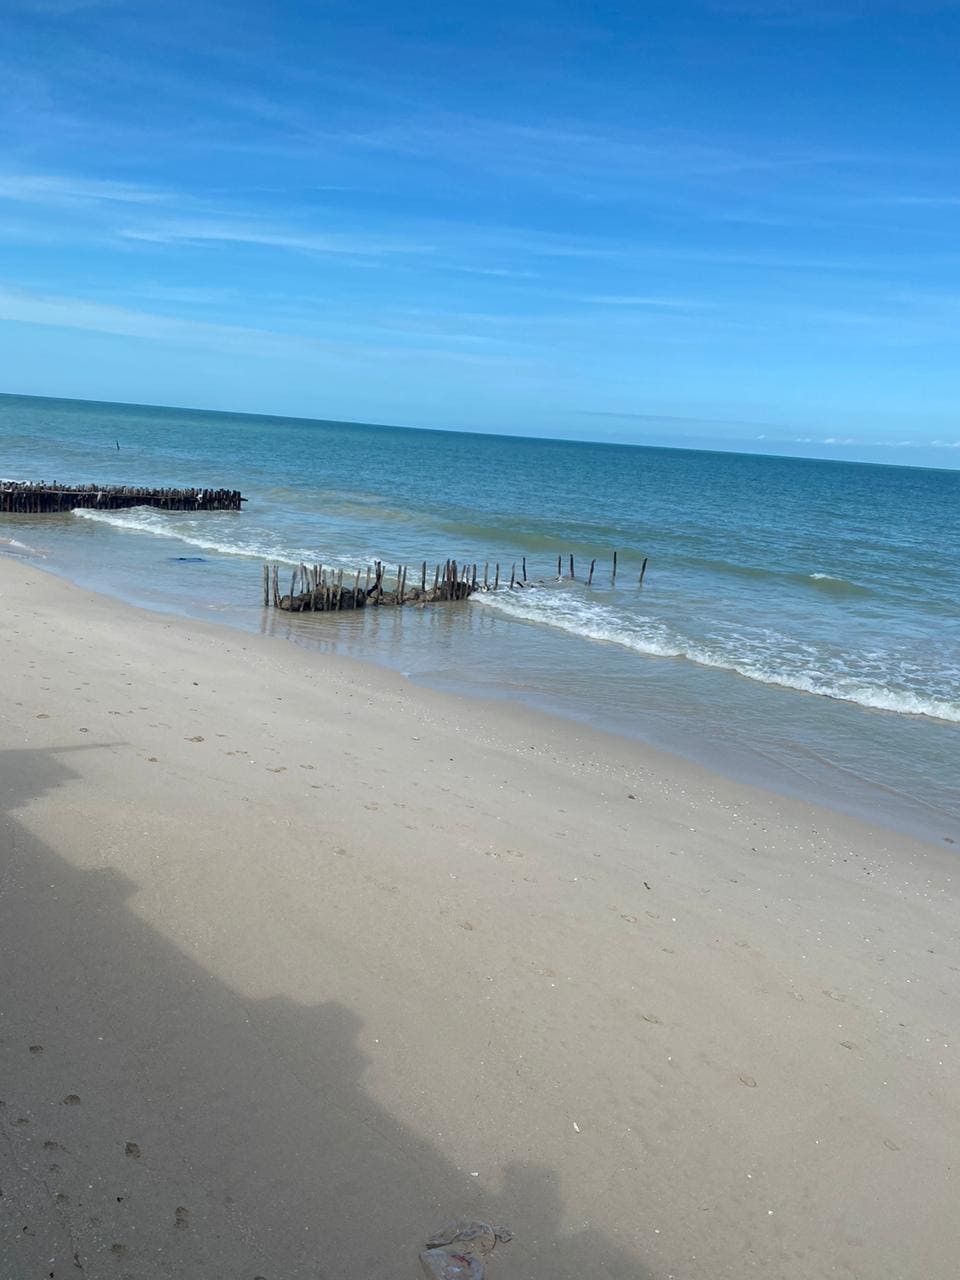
[266,552,648,612]
[0,482,245,513]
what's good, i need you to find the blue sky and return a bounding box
[2,0,960,466]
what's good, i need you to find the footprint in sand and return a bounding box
[185,735,205,743]
[125,1141,141,1158]
[29,1044,43,1054]
[35,713,50,720]
[61,1094,81,1106]
[266,766,286,773]
[175,1206,190,1229]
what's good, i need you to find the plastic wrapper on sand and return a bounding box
[419,1219,512,1279]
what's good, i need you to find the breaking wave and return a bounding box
[72,507,335,568]
[475,588,960,723]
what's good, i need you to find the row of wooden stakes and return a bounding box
[264,552,648,612]
[0,482,245,513]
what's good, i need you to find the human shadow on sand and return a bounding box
[0,745,652,1279]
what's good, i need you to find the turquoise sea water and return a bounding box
[2,392,958,843]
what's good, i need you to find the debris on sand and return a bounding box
[419,1219,512,1279]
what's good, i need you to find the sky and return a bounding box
[2,0,960,466]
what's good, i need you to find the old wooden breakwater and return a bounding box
[265,551,648,612]
[1,482,245,513]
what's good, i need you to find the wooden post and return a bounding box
[365,566,371,598]
[273,564,280,607]
[400,565,408,604]
[569,554,575,579]
[263,563,270,607]
[433,563,440,593]
[494,563,500,590]
[612,551,618,585]
[421,561,427,592]
[639,557,648,585]
[289,571,297,607]
[472,564,477,590]
[522,556,527,582]
[588,558,596,585]
[483,562,489,590]
[557,554,562,577]
[510,563,516,589]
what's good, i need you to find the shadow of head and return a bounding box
[0,742,115,813]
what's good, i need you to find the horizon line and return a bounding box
[1,388,957,477]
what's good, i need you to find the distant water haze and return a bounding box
[2,392,958,843]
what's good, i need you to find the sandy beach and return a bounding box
[1,556,957,1280]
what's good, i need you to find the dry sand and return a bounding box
[1,557,958,1280]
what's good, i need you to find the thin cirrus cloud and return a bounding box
[6,0,124,12]
[580,294,716,310]
[0,284,535,370]
[708,0,959,21]
[339,113,854,189]
[119,218,436,258]
[0,172,172,206]
[0,171,612,271]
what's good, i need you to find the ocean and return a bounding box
[2,392,958,843]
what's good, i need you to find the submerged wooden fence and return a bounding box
[265,552,649,612]
[1,482,245,513]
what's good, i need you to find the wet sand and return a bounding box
[1,557,958,1279]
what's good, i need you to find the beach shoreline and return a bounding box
[5,543,958,848]
[1,555,958,1279]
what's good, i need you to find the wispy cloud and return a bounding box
[450,265,539,280]
[120,218,435,258]
[710,0,960,24]
[7,0,125,12]
[579,409,795,431]
[338,113,858,195]
[0,172,171,207]
[0,285,535,371]
[878,194,960,207]
[578,294,715,310]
